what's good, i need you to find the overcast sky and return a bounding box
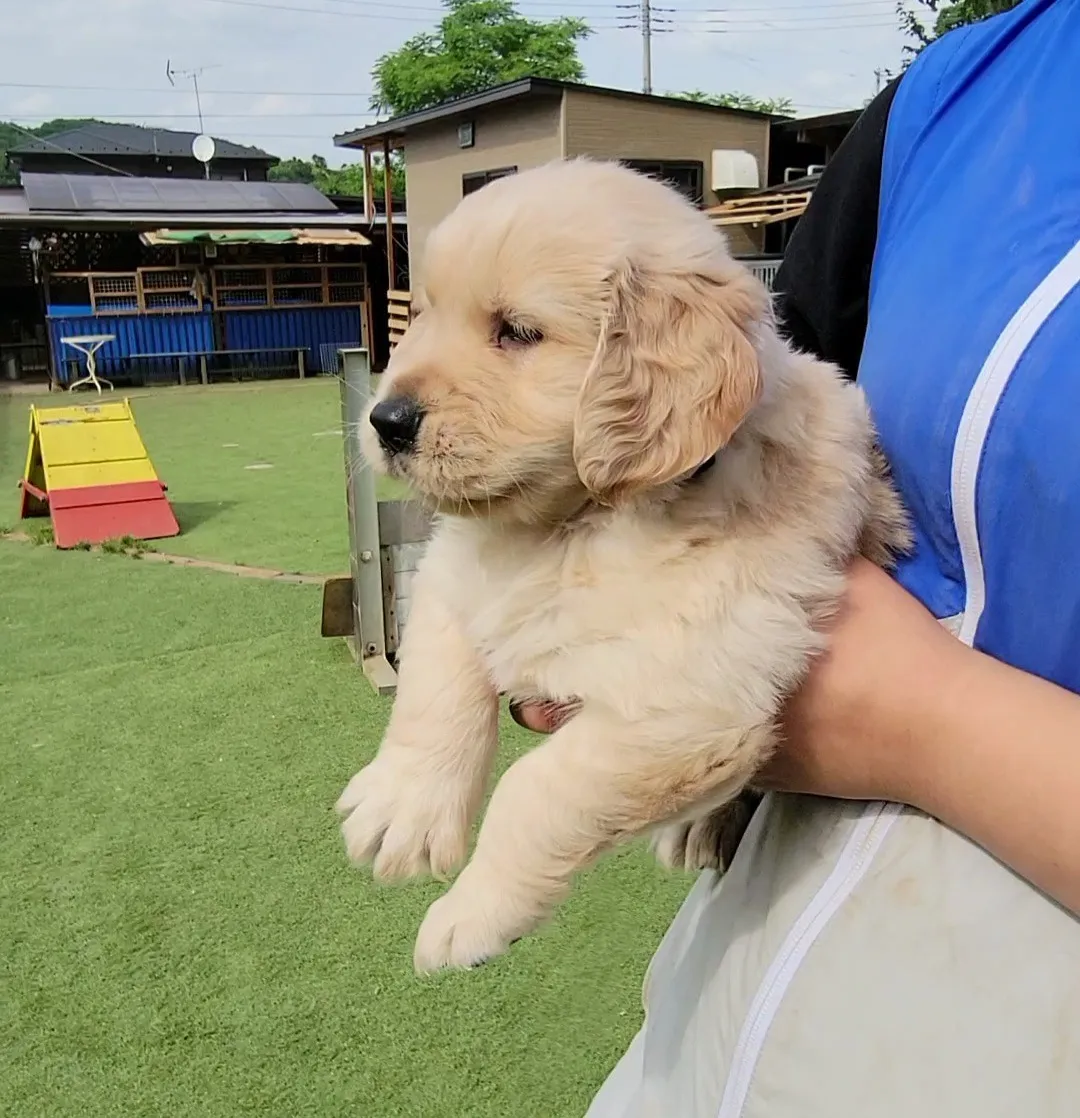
[5,0,911,165]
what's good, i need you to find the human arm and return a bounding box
[762,557,1080,915]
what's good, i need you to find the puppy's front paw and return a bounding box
[413,869,534,974]
[335,752,470,881]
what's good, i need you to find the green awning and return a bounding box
[140,228,369,246]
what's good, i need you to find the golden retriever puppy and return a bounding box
[335,158,908,974]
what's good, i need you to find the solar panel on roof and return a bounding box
[21,174,336,215]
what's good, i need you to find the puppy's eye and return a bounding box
[495,316,543,351]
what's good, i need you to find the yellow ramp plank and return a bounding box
[35,402,132,424]
[48,459,160,491]
[38,423,151,473]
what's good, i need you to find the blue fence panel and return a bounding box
[223,307,362,373]
[48,312,214,383]
[47,306,361,383]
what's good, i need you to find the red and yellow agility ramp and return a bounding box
[18,399,180,549]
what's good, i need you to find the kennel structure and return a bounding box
[322,347,432,694]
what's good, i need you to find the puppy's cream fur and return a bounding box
[336,159,908,974]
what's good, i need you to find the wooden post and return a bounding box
[383,138,397,290]
[338,346,397,694]
[362,144,374,227]
[199,353,208,385]
[297,348,306,379]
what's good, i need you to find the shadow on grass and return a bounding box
[171,500,238,533]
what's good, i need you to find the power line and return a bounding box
[186,0,626,22]
[0,80,378,98]
[178,0,898,27]
[3,110,382,120]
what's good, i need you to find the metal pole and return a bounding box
[338,347,397,693]
[192,72,210,179]
[641,0,652,95]
[383,138,397,290]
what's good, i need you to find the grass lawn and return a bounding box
[0,380,693,1117]
[0,379,407,574]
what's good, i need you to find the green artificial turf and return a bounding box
[0,379,409,574]
[0,542,692,1118]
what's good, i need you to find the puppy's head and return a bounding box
[363,158,769,522]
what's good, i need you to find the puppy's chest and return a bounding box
[438,535,674,699]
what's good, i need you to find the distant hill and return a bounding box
[0,119,112,185]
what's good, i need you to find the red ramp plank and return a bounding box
[48,482,180,549]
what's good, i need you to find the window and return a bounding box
[462,166,518,197]
[621,160,705,205]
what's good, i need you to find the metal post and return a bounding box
[338,347,397,693]
[382,138,397,290]
[362,144,374,227]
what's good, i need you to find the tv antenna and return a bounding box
[167,61,221,178]
[166,60,221,133]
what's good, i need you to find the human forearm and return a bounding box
[907,644,1080,914]
[766,559,1080,913]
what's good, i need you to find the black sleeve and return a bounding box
[772,77,902,379]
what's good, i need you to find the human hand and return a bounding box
[760,557,962,805]
[510,560,964,810]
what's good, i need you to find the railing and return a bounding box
[381,265,780,357]
[388,289,414,350]
[55,346,313,388]
[739,256,783,291]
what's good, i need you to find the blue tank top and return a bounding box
[857,0,1080,690]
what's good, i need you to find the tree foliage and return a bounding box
[0,119,109,185]
[897,0,1022,58]
[674,90,794,116]
[268,152,405,199]
[371,0,590,117]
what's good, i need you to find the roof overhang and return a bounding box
[0,208,367,230]
[334,76,776,149]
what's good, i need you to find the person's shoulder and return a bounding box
[771,79,901,378]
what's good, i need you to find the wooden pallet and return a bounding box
[388,288,414,349]
[707,189,814,228]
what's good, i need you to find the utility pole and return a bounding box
[641,0,652,95]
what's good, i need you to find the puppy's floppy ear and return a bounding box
[573,263,767,504]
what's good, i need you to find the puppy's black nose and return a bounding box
[369,395,424,455]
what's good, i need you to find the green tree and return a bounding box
[897,0,1022,57]
[372,0,590,117]
[269,152,405,199]
[267,155,316,184]
[0,118,110,185]
[674,90,794,116]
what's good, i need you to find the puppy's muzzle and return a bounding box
[370,395,425,456]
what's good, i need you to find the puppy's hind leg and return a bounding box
[650,790,765,873]
[412,708,773,972]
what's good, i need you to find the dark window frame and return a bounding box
[621,159,705,205]
[462,166,519,197]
